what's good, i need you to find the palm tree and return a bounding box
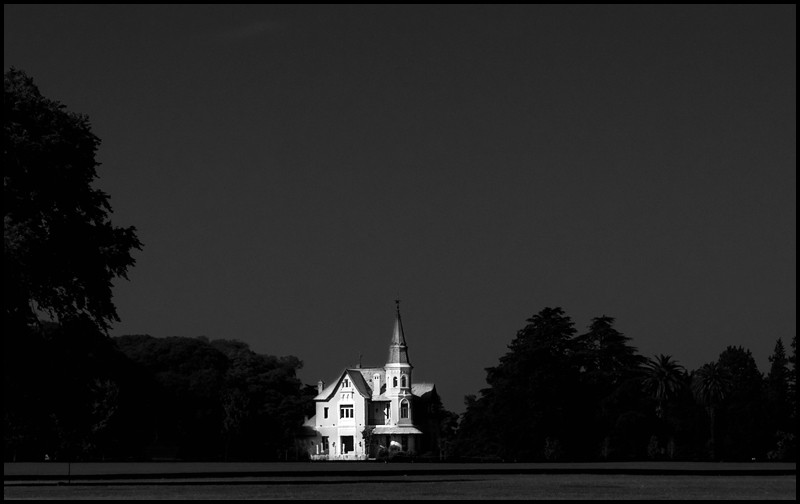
[641,355,686,459]
[691,362,732,460]
[641,354,686,419]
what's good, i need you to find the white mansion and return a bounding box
[298,302,441,460]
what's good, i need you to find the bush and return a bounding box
[543,437,563,461]
[388,450,414,462]
[767,432,796,462]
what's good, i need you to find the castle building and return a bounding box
[298,302,440,460]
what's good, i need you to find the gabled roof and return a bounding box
[315,369,436,402]
[314,378,338,401]
[351,366,385,384]
[314,368,374,401]
[347,368,372,398]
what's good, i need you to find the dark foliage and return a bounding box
[5,331,312,462]
[453,307,796,462]
[4,68,141,462]
[4,68,141,333]
[112,335,310,461]
[714,346,768,460]
[4,318,142,461]
[454,308,652,461]
[690,362,732,459]
[210,339,311,460]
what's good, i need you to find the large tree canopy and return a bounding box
[574,315,646,389]
[456,307,583,461]
[112,335,312,461]
[4,68,141,333]
[454,308,656,462]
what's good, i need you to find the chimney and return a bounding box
[317,380,324,394]
[372,374,381,398]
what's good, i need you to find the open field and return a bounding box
[5,460,797,478]
[5,462,796,500]
[5,474,796,500]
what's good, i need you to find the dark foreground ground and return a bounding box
[4,462,796,500]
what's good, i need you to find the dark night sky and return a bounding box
[4,5,795,413]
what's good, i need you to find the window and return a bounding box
[393,376,398,387]
[322,436,329,451]
[400,400,409,419]
[343,378,350,388]
[324,407,329,419]
[340,405,354,419]
[401,375,407,388]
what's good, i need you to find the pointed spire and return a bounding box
[388,300,410,364]
[392,299,407,346]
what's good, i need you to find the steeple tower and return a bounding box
[387,299,410,365]
[385,300,413,426]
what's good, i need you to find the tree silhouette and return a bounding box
[767,339,790,406]
[4,68,142,333]
[5,68,143,461]
[716,346,767,460]
[573,316,647,459]
[574,315,646,388]
[766,339,794,459]
[642,354,686,419]
[790,336,797,424]
[691,362,731,460]
[455,307,581,461]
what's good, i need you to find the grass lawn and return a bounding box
[4,473,796,500]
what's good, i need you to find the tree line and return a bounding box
[4,309,794,463]
[5,325,316,462]
[4,68,795,463]
[449,307,796,462]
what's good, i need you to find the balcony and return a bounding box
[310,452,368,461]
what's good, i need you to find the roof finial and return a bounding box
[395,297,401,315]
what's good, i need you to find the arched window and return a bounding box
[393,376,398,388]
[400,400,409,419]
[401,375,407,388]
